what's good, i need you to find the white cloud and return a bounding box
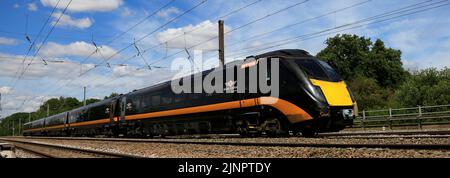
[112,65,139,77]
[13,3,20,8]
[157,20,231,50]
[52,12,93,29]
[157,7,180,19]
[0,53,85,79]
[0,37,18,45]
[1,94,58,116]
[120,7,134,17]
[27,3,38,11]
[40,0,123,12]
[411,51,450,70]
[40,41,118,59]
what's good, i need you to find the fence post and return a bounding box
[388,108,392,130]
[418,106,422,130]
[362,110,366,131]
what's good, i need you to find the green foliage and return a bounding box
[86,98,101,105]
[317,34,408,89]
[0,112,29,136]
[316,34,413,110]
[395,68,450,107]
[104,93,120,99]
[348,76,397,110]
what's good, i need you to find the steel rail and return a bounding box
[0,138,146,158]
[6,136,450,150]
[14,144,56,158]
[318,130,450,137]
[320,135,450,139]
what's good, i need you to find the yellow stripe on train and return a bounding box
[310,79,353,106]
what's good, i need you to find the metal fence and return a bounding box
[350,104,450,130]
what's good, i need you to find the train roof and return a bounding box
[254,49,313,59]
[127,49,314,95]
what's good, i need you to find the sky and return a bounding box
[0,0,449,118]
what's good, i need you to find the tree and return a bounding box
[395,68,450,107]
[86,98,101,105]
[0,96,106,135]
[348,75,397,110]
[316,34,410,110]
[316,34,371,80]
[317,34,408,89]
[104,93,120,99]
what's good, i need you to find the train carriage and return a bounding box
[23,49,356,137]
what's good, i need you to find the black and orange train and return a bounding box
[23,49,357,137]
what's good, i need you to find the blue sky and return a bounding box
[0,0,449,117]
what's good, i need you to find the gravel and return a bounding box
[14,149,41,158]
[7,137,450,158]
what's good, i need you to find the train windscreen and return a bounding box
[295,59,342,82]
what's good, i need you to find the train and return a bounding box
[23,49,357,137]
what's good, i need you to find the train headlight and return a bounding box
[342,109,354,120]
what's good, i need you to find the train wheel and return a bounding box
[264,119,284,137]
[237,120,251,137]
[238,128,249,137]
[301,129,317,137]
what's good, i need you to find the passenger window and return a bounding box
[152,95,160,106]
[162,92,173,105]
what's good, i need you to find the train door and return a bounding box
[120,96,127,123]
[109,99,117,125]
[64,112,69,136]
[237,58,261,136]
[239,58,259,105]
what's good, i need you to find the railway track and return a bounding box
[321,135,450,139]
[0,138,146,158]
[14,144,56,158]
[4,136,450,151]
[318,129,450,137]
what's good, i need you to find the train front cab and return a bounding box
[281,57,357,135]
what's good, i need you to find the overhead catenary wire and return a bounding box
[225,0,373,48]
[22,1,209,106]
[0,29,135,45]
[75,0,177,67]
[25,0,191,103]
[7,0,72,112]
[142,0,311,68]
[121,0,263,65]
[14,0,72,84]
[29,0,209,102]
[40,0,263,100]
[56,0,307,97]
[231,0,437,54]
[7,0,449,118]
[32,0,180,100]
[89,0,450,102]
[226,0,447,58]
[79,0,209,77]
[127,0,262,60]
[7,0,62,88]
[49,0,262,93]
